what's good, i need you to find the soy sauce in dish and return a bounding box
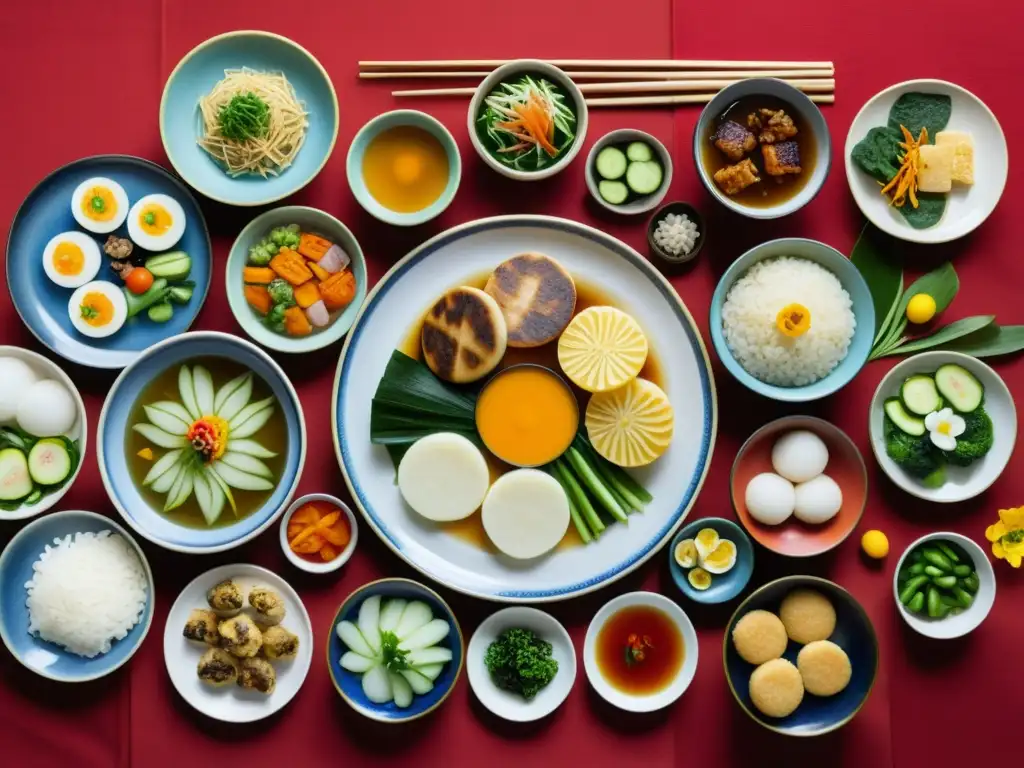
[595,604,684,695]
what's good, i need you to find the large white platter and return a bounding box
[332,216,717,602]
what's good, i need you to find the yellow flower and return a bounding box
[985,506,1024,568]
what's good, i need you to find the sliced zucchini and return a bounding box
[144,251,192,281]
[0,448,32,501]
[934,364,983,412]
[595,147,627,180]
[28,439,72,486]
[625,160,663,196]
[885,398,925,436]
[626,142,653,162]
[147,301,174,323]
[598,180,629,205]
[900,375,941,416]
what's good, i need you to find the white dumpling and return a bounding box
[771,430,829,483]
[745,472,795,526]
[793,474,843,524]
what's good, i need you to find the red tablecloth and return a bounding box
[2,1,1022,766]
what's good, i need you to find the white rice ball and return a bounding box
[17,379,78,437]
[772,430,829,483]
[0,357,38,421]
[745,472,796,526]
[793,474,843,524]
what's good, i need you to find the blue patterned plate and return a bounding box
[6,155,212,369]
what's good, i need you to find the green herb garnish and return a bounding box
[484,627,558,701]
[80,305,100,320]
[217,92,271,142]
[144,211,156,226]
[380,630,410,673]
[90,195,106,213]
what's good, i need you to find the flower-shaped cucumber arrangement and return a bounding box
[336,595,453,707]
[882,363,992,488]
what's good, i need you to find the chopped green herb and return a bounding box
[484,627,558,700]
[217,92,271,142]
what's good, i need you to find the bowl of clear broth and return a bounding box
[97,330,307,554]
[347,110,461,227]
[694,78,831,219]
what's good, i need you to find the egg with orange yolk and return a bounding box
[70,177,129,234]
[67,281,127,338]
[127,193,186,252]
[42,231,101,288]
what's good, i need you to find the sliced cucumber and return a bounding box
[0,448,32,501]
[145,251,192,281]
[598,180,629,205]
[0,428,28,452]
[147,301,174,323]
[900,375,941,416]
[626,142,653,162]
[24,489,42,505]
[168,285,194,305]
[884,398,925,436]
[934,364,983,412]
[595,147,627,180]
[28,439,72,486]
[625,160,663,195]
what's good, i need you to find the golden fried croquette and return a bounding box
[779,589,837,644]
[218,613,263,658]
[732,609,789,665]
[749,658,804,718]
[797,640,852,697]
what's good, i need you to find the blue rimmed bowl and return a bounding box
[5,155,212,369]
[346,110,461,226]
[709,238,874,403]
[0,510,154,683]
[328,578,464,723]
[669,517,754,604]
[160,30,339,207]
[724,575,878,737]
[97,331,306,554]
[226,206,367,353]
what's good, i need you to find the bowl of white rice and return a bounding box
[0,510,153,682]
[709,238,874,402]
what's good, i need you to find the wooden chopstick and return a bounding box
[360,58,834,70]
[360,68,835,80]
[392,79,834,98]
[585,93,836,107]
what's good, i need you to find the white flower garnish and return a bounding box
[925,407,966,451]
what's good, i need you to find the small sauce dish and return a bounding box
[647,202,705,265]
[279,493,358,574]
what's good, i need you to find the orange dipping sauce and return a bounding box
[595,605,684,695]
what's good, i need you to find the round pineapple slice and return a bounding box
[585,378,674,467]
[557,306,648,393]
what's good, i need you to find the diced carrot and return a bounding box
[291,532,325,554]
[319,542,339,561]
[137,447,154,461]
[293,504,322,525]
[283,305,312,336]
[244,285,272,315]
[243,267,276,284]
[309,261,331,282]
[321,519,351,549]
[320,270,357,311]
[293,280,322,309]
[298,233,333,261]
[270,248,314,286]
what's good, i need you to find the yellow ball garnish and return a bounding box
[906,293,937,324]
[861,530,889,559]
[776,303,811,338]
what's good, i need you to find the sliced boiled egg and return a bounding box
[687,567,712,591]
[701,539,737,575]
[42,231,101,288]
[694,527,720,561]
[674,538,698,569]
[68,281,127,338]
[71,177,129,234]
[127,194,186,252]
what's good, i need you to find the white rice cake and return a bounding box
[918,144,955,193]
[935,131,975,185]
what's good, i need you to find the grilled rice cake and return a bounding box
[714,158,761,195]
[713,120,758,162]
[422,285,508,383]
[484,253,577,348]
[762,141,802,176]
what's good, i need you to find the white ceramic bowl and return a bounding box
[584,129,673,215]
[869,351,1016,502]
[892,532,995,639]
[466,607,575,722]
[0,346,87,520]
[845,79,1008,244]
[583,591,698,712]
[468,60,588,181]
[279,493,358,574]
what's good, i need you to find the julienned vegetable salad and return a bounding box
[243,223,357,337]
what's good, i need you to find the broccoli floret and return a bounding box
[264,240,280,256]
[266,278,295,306]
[484,627,558,701]
[944,407,994,466]
[269,227,289,246]
[247,244,271,266]
[264,303,288,333]
[285,223,300,234]
[885,421,942,478]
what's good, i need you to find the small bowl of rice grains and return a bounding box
[647,202,705,265]
[710,238,875,402]
[0,510,154,682]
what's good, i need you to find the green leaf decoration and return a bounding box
[873,315,996,359]
[850,223,903,342]
[928,324,1024,358]
[872,262,960,357]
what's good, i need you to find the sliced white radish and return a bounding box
[390,671,414,708]
[400,669,435,695]
[362,664,393,704]
[358,596,382,653]
[400,618,450,650]
[395,600,433,639]
[406,646,453,667]
[413,663,444,681]
[336,620,374,658]
[481,468,570,559]
[378,598,406,633]
[318,245,350,274]
[340,652,376,673]
[397,433,490,522]
[305,300,330,328]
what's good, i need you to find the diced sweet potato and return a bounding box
[298,233,333,261]
[283,305,312,336]
[243,267,275,284]
[269,248,313,286]
[308,262,331,282]
[293,280,322,309]
[244,285,271,315]
[320,270,357,311]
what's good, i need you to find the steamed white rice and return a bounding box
[722,256,855,386]
[25,530,148,658]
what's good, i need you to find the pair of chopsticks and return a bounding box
[359,59,836,107]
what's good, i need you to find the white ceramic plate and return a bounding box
[163,564,313,723]
[869,351,1016,503]
[845,79,1008,244]
[583,591,698,712]
[893,532,995,639]
[466,607,576,722]
[332,215,717,602]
